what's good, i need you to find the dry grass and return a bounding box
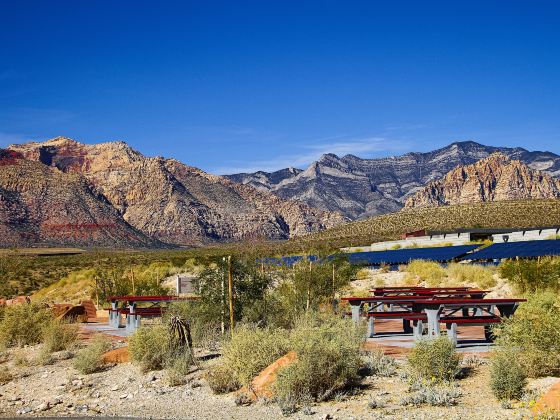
[403,260,446,286]
[445,263,496,289]
[73,334,112,374]
[299,200,560,248]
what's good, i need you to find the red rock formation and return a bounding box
[404,153,560,209]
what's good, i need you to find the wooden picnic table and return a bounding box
[342,291,492,338]
[107,295,198,332]
[410,298,527,344]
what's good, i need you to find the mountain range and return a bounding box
[404,153,560,209]
[1,137,559,248]
[2,137,344,247]
[226,141,560,219]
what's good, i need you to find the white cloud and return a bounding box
[212,136,411,174]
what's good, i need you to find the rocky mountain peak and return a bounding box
[5,137,344,246]
[226,140,560,219]
[404,153,560,209]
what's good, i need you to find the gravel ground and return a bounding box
[1,345,553,419]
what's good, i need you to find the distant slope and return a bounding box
[225,141,560,219]
[405,153,560,208]
[0,149,158,248]
[9,137,345,246]
[297,199,560,248]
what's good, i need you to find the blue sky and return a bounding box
[1,1,559,174]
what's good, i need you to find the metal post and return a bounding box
[221,260,225,335]
[425,309,441,337]
[228,256,234,336]
[350,301,361,324]
[367,315,375,338]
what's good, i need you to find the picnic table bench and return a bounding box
[409,298,526,344]
[107,295,198,332]
[341,291,515,344]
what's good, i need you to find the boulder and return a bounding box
[239,351,297,400]
[102,347,130,364]
[533,381,560,415]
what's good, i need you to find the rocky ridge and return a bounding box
[0,149,157,248]
[7,137,345,246]
[404,153,560,209]
[226,141,560,219]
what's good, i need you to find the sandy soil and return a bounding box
[1,342,555,420]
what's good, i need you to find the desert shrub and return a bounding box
[361,350,397,377]
[499,257,560,293]
[206,363,240,394]
[73,334,112,374]
[493,292,560,377]
[0,302,54,347]
[445,263,496,289]
[407,338,461,382]
[490,349,526,400]
[379,263,390,274]
[0,367,12,384]
[403,260,445,286]
[166,353,193,386]
[128,324,171,372]
[274,314,364,409]
[164,301,222,350]
[42,320,79,353]
[222,325,290,386]
[400,382,462,406]
[129,322,194,384]
[355,268,371,280]
[12,350,30,367]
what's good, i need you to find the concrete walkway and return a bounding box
[81,322,132,338]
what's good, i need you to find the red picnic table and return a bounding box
[107,295,199,332]
[342,289,490,338]
[409,297,526,344]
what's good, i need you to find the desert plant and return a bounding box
[499,257,560,294]
[493,292,560,377]
[128,324,171,372]
[403,260,446,287]
[42,320,79,353]
[445,263,496,289]
[166,353,192,386]
[221,325,290,386]
[361,350,397,377]
[274,314,364,409]
[407,338,461,382]
[490,349,526,400]
[73,334,112,374]
[0,367,12,385]
[400,382,462,406]
[0,302,53,347]
[206,363,241,394]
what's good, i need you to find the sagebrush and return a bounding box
[73,334,112,374]
[407,338,461,382]
[493,292,560,377]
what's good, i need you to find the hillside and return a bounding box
[0,149,158,248]
[297,199,560,248]
[405,154,560,208]
[226,141,560,219]
[7,137,345,246]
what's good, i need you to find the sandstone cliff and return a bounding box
[8,137,345,246]
[0,149,158,247]
[404,153,560,209]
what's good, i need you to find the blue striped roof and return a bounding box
[462,239,560,260]
[344,245,480,265]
